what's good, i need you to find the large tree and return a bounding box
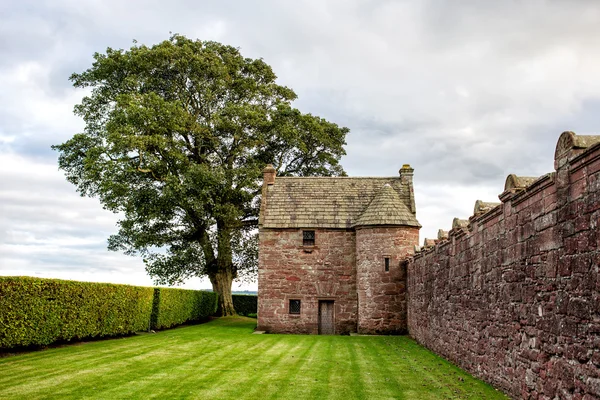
[53,35,348,315]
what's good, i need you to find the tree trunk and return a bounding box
[209,219,237,316]
[210,269,236,316]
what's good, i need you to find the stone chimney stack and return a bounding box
[399,164,414,185]
[399,164,416,214]
[263,164,276,186]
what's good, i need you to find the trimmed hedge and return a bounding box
[232,294,257,316]
[150,288,218,330]
[0,276,154,349]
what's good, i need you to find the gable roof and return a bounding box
[261,176,419,229]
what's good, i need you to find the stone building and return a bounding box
[257,164,421,334]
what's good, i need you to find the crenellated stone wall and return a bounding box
[408,132,600,399]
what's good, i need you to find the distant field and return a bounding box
[0,317,508,399]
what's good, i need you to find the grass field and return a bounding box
[0,317,508,399]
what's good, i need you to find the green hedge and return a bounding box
[233,294,257,316]
[0,276,154,349]
[151,288,218,330]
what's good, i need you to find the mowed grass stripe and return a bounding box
[383,337,492,399]
[0,334,222,392]
[317,338,365,400]
[353,338,399,399]
[1,342,186,398]
[233,336,316,400]
[76,335,275,399]
[0,342,161,391]
[0,317,508,400]
[1,333,243,398]
[260,337,335,400]
[185,336,291,399]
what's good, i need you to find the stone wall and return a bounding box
[356,226,419,334]
[407,132,600,399]
[257,228,358,334]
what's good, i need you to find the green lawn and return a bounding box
[0,317,508,400]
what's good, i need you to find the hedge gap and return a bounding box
[232,294,257,316]
[151,287,218,330]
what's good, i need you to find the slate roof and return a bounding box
[353,184,420,227]
[261,177,419,229]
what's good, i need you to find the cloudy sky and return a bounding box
[1,0,600,291]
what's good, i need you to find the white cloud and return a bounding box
[2,0,600,291]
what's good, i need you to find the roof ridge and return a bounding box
[275,176,400,179]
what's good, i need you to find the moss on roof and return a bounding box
[261,177,419,229]
[353,184,420,227]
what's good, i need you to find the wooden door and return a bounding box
[318,301,335,335]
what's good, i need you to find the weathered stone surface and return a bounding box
[356,226,419,334]
[505,174,542,192]
[257,225,419,335]
[257,228,359,334]
[473,199,501,216]
[423,238,436,248]
[257,167,420,335]
[452,217,469,230]
[437,229,449,240]
[408,132,600,400]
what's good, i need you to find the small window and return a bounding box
[303,230,315,246]
[289,299,301,314]
[384,257,390,272]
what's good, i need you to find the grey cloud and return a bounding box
[556,98,600,134]
[9,137,59,162]
[1,0,600,289]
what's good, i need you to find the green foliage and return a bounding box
[151,288,218,330]
[246,313,257,318]
[232,294,257,316]
[0,276,154,349]
[52,34,349,315]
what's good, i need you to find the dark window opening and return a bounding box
[384,257,390,272]
[303,230,315,246]
[289,299,301,314]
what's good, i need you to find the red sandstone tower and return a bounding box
[355,166,421,334]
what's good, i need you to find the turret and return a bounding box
[354,172,421,335]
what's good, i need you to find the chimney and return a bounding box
[399,164,416,214]
[399,164,414,185]
[263,164,276,186]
